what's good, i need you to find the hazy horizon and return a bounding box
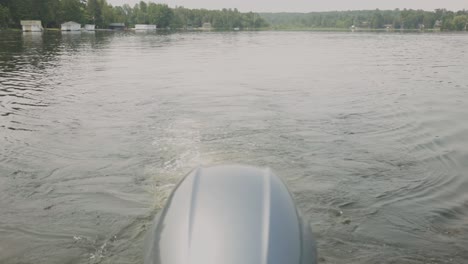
[107,0,467,12]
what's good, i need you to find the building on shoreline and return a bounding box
[135,24,157,31]
[202,22,212,30]
[61,21,81,31]
[434,20,442,31]
[21,20,43,32]
[84,24,95,31]
[384,24,393,31]
[109,23,125,30]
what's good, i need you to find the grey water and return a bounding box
[1,30,468,264]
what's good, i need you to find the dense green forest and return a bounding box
[0,0,268,29]
[261,9,468,31]
[0,1,467,31]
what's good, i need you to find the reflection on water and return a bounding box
[22,32,43,45]
[1,30,468,263]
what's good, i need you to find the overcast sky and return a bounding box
[107,0,467,12]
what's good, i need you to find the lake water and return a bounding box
[1,30,468,263]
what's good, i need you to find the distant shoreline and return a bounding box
[4,27,466,33]
[2,2,468,32]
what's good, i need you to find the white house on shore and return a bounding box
[202,22,212,30]
[61,21,81,31]
[135,24,157,30]
[21,20,43,32]
[84,24,95,31]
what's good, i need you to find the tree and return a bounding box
[61,0,84,23]
[147,3,173,28]
[452,15,468,30]
[0,4,10,28]
[86,0,102,26]
[370,10,384,28]
[99,0,115,26]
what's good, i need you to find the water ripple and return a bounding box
[1,31,468,264]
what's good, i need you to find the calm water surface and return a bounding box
[1,30,468,263]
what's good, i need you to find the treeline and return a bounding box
[172,7,268,30]
[261,9,468,31]
[2,2,466,31]
[0,0,268,29]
